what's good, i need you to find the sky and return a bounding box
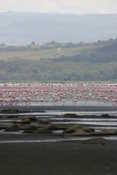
[0,0,117,14]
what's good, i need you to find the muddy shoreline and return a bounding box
[0,139,117,175]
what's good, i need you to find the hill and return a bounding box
[0,38,117,82]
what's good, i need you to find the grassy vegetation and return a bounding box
[1,59,117,82]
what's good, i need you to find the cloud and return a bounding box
[55,0,117,14]
[0,0,57,12]
[0,0,117,13]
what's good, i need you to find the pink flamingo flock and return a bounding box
[0,83,117,106]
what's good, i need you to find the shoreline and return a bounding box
[0,134,117,144]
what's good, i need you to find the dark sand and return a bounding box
[0,140,117,175]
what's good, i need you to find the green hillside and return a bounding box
[0,39,117,82]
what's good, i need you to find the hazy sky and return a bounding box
[0,0,117,14]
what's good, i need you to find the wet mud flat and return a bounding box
[0,140,117,175]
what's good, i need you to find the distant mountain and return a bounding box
[53,38,117,63]
[0,12,117,44]
[97,39,117,53]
